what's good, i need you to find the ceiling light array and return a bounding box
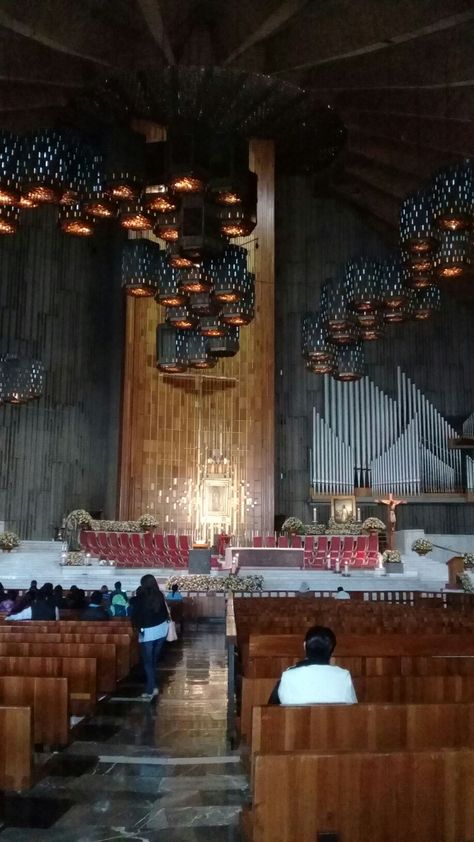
[121,240,255,371]
[0,356,45,405]
[303,160,472,382]
[0,129,258,261]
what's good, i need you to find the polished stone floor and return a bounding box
[0,623,246,841]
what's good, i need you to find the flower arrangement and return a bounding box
[411,538,433,555]
[165,574,264,593]
[361,517,386,532]
[66,509,92,530]
[90,520,142,533]
[463,553,474,569]
[457,572,474,593]
[61,551,91,566]
[302,523,326,535]
[326,516,361,536]
[281,517,304,534]
[383,550,402,563]
[137,514,158,529]
[0,531,21,551]
[99,558,116,566]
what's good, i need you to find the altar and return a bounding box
[224,546,304,568]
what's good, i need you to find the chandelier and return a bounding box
[0,356,45,405]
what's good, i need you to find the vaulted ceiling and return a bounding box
[0,0,472,239]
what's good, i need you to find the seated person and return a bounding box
[111,592,129,617]
[66,585,87,610]
[81,591,110,621]
[268,625,357,705]
[113,581,128,600]
[166,583,183,601]
[7,584,58,621]
[334,585,351,600]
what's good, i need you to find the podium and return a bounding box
[188,548,211,574]
[446,556,465,589]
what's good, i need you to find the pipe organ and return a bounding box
[310,366,465,496]
[463,411,474,492]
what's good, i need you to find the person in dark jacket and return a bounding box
[67,586,87,610]
[81,591,110,621]
[6,585,58,621]
[130,574,169,700]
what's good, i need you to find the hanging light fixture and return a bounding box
[174,193,223,262]
[154,211,180,242]
[402,245,435,290]
[399,191,437,254]
[59,202,95,237]
[321,278,354,338]
[221,271,255,325]
[434,231,472,279]
[103,128,145,200]
[344,257,382,313]
[121,239,161,297]
[0,131,21,205]
[59,136,89,206]
[306,359,335,375]
[21,130,69,204]
[199,315,227,337]
[167,244,198,269]
[119,200,153,231]
[333,343,365,382]
[166,305,197,329]
[83,154,117,218]
[178,266,213,294]
[156,324,188,373]
[1,356,45,404]
[432,161,473,232]
[357,313,385,341]
[302,314,336,365]
[211,245,247,302]
[0,205,19,235]
[208,326,240,357]
[188,291,218,315]
[185,331,217,369]
[412,286,442,321]
[155,254,187,307]
[166,125,208,195]
[144,185,177,213]
[380,258,410,313]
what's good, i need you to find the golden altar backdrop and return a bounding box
[119,139,275,541]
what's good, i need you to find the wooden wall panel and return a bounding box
[275,177,474,532]
[0,207,123,538]
[119,140,275,539]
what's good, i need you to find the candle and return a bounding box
[313,507,318,523]
[357,507,361,521]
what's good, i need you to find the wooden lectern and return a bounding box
[446,556,465,589]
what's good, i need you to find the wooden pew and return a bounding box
[0,642,116,693]
[0,656,97,715]
[0,676,68,746]
[245,748,474,842]
[241,675,474,739]
[250,701,474,758]
[0,706,32,791]
[0,633,132,679]
[247,654,474,678]
[248,632,474,660]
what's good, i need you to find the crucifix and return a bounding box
[376,492,406,550]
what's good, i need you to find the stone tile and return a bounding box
[0,794,75,828]
[146,804,242,830]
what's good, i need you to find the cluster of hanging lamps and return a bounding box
[122,241,254,370]
[0,356,45,405]
[0,129,258,266]
[400,160,472,285]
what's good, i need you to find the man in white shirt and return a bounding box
[268,625,357,705]
[334,586,351,600]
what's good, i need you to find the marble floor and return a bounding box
[0,623,246,841]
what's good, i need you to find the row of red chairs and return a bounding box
[252,535,304,549]
[303,535,379,570]
[80,530,189,568]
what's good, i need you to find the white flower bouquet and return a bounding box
[0,531,20,551]
[383,550,402,563]
[411,538,433,555]
[165,574,264,593]
[137,514,158,529]
[361,517,386,532]
[281,517,304,534]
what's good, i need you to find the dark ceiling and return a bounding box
[0,0,472,240]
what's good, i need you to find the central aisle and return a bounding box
[0,624,247,841]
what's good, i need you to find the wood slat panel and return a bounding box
[0,706,32,791]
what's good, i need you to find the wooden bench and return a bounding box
[0,632,132,679]
[0,706,32,791]
[0,642,116,693]
[244,748,474,842]
[0,656,97,715]
[248,633,474,660]
[0,676,69,746]
[241,675,474,739]
[246,654,474,678]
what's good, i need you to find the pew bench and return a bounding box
[0,676,69,747]
[0,656,97,715]
[0,642,116,693]
[0,706,32,791]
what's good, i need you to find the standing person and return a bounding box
[113,581,128,600]
[100,585,112,606]
[6,585,58,621]
[334,585,351,600]
[81,591,110,621]
[130,574,169,701]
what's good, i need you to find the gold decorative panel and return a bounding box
[119,139,275,541]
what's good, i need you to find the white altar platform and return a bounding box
[0,535,467,594]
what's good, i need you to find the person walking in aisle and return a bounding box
[131,575,169,701]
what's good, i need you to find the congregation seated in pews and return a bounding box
[232,594,474,842]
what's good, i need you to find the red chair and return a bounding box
[166,534,185,567]
[277,535,289,548]
[118,533,141,565]
[303,535,314,568]
[367,533,379,567]
[352,535,369,567]
[265,535,276,548]
[328,536,341,569]
[313,536,329,568]
[178,535,190,554]
[341,536,355,566]
[142,530,159,565]
[153,533,170,566]
[291,535,302,548]
[252,536,263,548]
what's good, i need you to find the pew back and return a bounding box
[0,642,115,692]
[0,706,32,791]
[0,676,68,746]
[0,656,96,715]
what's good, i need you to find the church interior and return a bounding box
[0,1,473,839]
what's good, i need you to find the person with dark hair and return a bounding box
[166,583,183,601]
[335,585,351,600]
[0,590,17,613]
[53,585,68,610]
[268,625,357,705]
[7,583,58,621]
[100,585,111,606]
[81,591,110,621]
[28,580,38,594]
[130,574,169,701]
[67,586,87,610]
[114,581,127,599]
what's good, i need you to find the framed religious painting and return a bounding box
[202,477,231,524]
[330,495,356,525]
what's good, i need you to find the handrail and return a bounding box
[226,593,237,644]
